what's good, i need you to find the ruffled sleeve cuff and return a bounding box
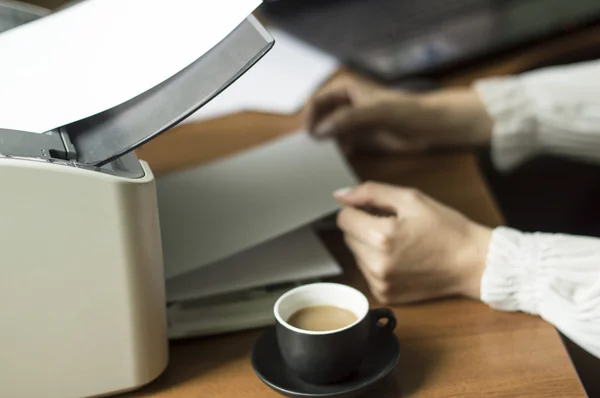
[480,226,541,315]
[473,77,540,172]
[481,226,600,359]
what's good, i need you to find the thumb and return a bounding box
[333,182,402,214]
[313,105,385,138]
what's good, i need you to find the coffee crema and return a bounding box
[287,305,358,332]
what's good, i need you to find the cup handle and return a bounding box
[369,308,397,333]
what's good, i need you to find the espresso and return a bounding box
[287,305,358,331]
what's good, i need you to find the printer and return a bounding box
[0,8,274,398]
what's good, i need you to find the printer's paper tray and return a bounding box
[167,280,320,339]
[65,15,274,166]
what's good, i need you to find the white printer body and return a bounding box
[0,7,273,398]
[0,153,168,398]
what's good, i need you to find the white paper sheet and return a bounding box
[185,27,338,121]
[0,0,260,133]
[156,130,358,279]
[166,226,341,302]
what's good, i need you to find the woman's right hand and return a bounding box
[305,76,493,154]
[333,182,492,304]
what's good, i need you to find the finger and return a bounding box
[334,182,422,215]
[355,257,393,303]
[312,105,388,138]
[337,206,395,250]
[307,93,351,133]
[334,182,402,213]
[344,235,392,278]
[306,84,352,132]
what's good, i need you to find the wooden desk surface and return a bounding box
[124,22,600,398]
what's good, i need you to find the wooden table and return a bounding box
[123,22,600,398]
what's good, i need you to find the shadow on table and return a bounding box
[370,341,444,398]
[117,331,258,397]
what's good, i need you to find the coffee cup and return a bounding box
[273,282,396,384]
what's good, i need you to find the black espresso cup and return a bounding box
[273,283,396,384]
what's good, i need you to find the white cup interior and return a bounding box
[274,283,369,335]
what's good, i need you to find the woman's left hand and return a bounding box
[334,182,492,304]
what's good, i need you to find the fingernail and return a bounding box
[314,120,333,137]
[333,187,353,198]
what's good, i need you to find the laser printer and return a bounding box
[0,11,273,398]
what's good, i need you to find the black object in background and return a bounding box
[262,0,600,82]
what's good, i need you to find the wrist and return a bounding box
[459,223,493,300]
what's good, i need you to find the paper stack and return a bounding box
[0,0,262,133]
[157,131,358,339]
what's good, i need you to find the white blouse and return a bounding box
[473,59,600,359]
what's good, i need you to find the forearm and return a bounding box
[419,88,493,147]
[474,59,600,171]
[481,227,600,359]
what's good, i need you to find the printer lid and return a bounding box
[62,15,273,166]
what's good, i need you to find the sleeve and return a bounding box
[481,226,600,359]
[473,59,600,172]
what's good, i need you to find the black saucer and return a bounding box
[251,327,400,398]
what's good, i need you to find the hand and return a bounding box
[305,76,493,154]
[334,182,492,304]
